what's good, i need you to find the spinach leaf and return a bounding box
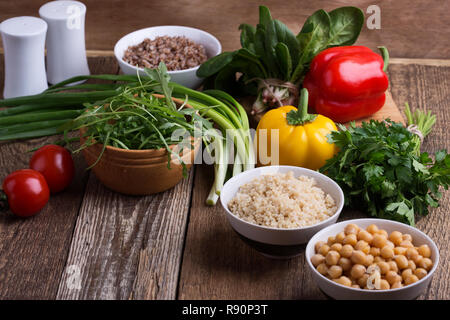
[236,48,268,78]
[259,5,272,26]
[275,43,292,80]
[239,23,256,53]
[291,9,331,82]
[197,52,236,78]
[327,6,364,46]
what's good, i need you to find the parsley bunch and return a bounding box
[320,116,449,226]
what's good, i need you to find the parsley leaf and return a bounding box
[320,120,450,225]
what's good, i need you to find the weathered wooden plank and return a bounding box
[56,167,195,300]
[0,56,119,299]
[388,64,450,300]
[0,0,449,59]
[177,64,450,300]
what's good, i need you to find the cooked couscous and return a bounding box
[228,171,337,228]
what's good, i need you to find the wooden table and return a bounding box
[0,1,449,300]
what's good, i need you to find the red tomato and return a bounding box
[2,169,50,217]
[30,145,75,193]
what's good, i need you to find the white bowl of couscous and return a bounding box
[305,219,439,300]
[220,165,344,259]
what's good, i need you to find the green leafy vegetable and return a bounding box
[197,5,364,114]
[320,112,449,226]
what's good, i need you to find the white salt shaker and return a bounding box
[39,0,90,85]
[1,16,48,99]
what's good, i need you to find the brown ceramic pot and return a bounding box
[79,95,200,195]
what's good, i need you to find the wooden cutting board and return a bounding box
[246,91,405,127]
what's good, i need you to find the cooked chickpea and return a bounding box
[350,264,366,279]
[335,231,346,244]
[394,246,407,255]
[338,257,352,271]
[389,231,403,246]
[385,270,401,285]
[404,274,419,286]
[402,268,413,281]
[330,243,343,252]
[334,276,352,287]
[311,254,325,267]
[314,225,431,291]
[417,257,433,271]
[358,274,370,288]
[385,240,395,248]
[317,263,328,276]
[405,247,419,261]
[318,244,330,256]
[418,244,431,258]
[370,247,381,257]
[344,224,359,235]
[377,229,389,238]
[355,240,370,254]
[340,244,354,258]
[377,261,390,275]
[364,254,374,267]
[328,265,343,279]
[357,229,373,244]
[325,250,340,266]
[351,250,367,265]
[314,241,326,253]
[400,240,414,248]
[395,255,409,269]
[327,236,336,246]
[366,224,379,234]
[372,234,388,248]
[413,254,424,265]
[379,279,390,290]
[380,245,394,259]
[343,234,357,246]
[402,233,413,242]
[414,268,428,280]
[387,261,398,273]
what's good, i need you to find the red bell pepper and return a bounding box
[303,46,389,123]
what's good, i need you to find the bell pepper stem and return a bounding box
[300,88,309,119]
[378,46,389,72]
[286,88,317,126]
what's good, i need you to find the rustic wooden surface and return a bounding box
[0,0,449,59]
[0,1,449,300]
[0,56,448,301]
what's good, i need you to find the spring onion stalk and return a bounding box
[404,102,436,156]
[0,119,71,136]
[0,109,83,125]
[232,153,243,176]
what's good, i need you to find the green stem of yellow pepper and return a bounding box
[286,88,317,125]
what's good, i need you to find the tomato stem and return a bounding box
[0,190,8,212]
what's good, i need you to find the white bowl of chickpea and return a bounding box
[305,219,439,300]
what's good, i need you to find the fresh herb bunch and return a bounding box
[197,5,364,114]
[68,64,212,175]
[320,116,449,226]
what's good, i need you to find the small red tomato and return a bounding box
[30,145,75,193]
[1,169,50,217]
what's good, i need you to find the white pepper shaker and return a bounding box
[39,0,90,85]
[1,16,48,99]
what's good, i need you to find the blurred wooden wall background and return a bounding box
[1,0,449,58]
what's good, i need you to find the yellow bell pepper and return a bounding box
[256,88,337,170]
